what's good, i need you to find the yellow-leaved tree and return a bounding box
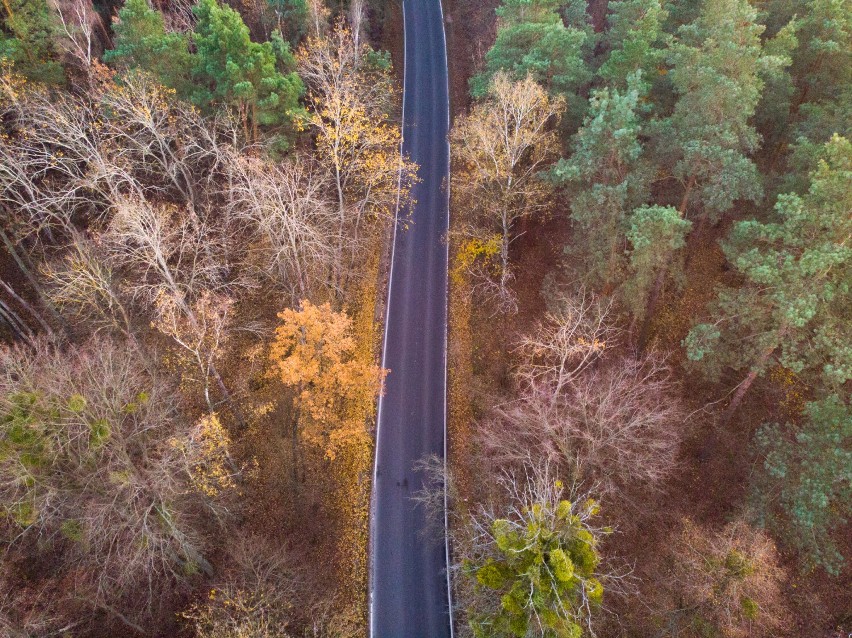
[269,300,386,462]
[298,18,417,290]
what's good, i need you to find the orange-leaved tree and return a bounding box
[269,300,386,462]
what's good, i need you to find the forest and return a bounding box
[0,0,849,636]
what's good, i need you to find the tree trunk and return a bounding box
[637,265,668,352]
[678,174,696,216]
[211,362,248,430]
[722,339,780,426]
[0,226,66,334]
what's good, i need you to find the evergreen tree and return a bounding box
[623,204,691,325]
[685,135,852,422]
[0,0,64,85]
[192,0,304,144]
[598,0,668,93]
[471,0,593,113]
[754,394,852,575]
[104,0,193,96]
[660,0,768,224]
[268,0,309,45]
[555,73,650,289]
[784,0,852,185]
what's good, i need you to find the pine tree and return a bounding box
[661,0,767,224]
[784,0,852,185]
[0,0,64,85]
[104,0,193,96]
[754,394,852,575]
[685,135,852,422]
[598,0,668,93]
[192,0,304,144]
[554,73,650,290]
[471,0,593,114]
[624,205,691,325]
[268,0,309,45]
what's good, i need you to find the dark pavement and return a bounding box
[369,0,452,636]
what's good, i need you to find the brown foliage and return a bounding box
[666,519,790,638]
[0,337,231,631]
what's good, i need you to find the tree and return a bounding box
[181,536,295,638]
[482,292,684,503]
[104,0,193,96]
[104,197,246,425]
[192,0,304,144]
[0,0,64,85]
[452,72,563,309]
[667,520,788,638]
[488,354,684,505]
[624,205,691,345]
[225,153,336,300]
[268,0,309,45]
[554,74,650,290]
[0,338,223,630]
[781,0,851,184]
[268,300,386,461]
[598,0,668,93]
[685,135,852,422]
[753,394,852,575]
[298,19,414,289]
[514,289,617,400]
[41,232,137,344]
[471,0,593,111]
[460,463,607,638]
[660,0,769,224]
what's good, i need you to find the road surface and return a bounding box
[369,0,452,635]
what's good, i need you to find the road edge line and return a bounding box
[436,0,455,635]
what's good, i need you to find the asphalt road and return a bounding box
[369,0,452,635]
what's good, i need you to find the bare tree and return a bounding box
[451,72,564,310]
[155,290,235,415]
[181,536,296,638]
[306,0,329,38]
[99,72,232,211]
[0,338,221,630]
[41,232,136,340]
[225,153,336,301]
[298,19,416,288]
[666,519,790,638]
[105,197,246,424]
[53,0,98,76]
[514,289,618,402]
[482,355,684,502]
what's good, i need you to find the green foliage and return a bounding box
[661,0,769,221]
[599,0,668,93]
[754,394,852,575]
[466,493,605,638]
[104,0,304,146]
[0,0,64,84]
[268,0,309,45]
[623,205,691,321]
[555,73,651,288]
[104,0,193,96]
[686,135,852,388]
[471,0,593,106]
[192,0,305,144]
